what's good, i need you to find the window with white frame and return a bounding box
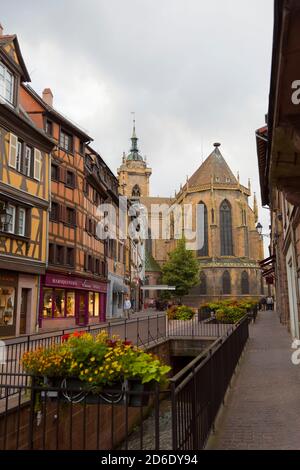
[24,146,32,177]
[16,141,22,172]
[17,208,26,236]
[0,62,14,105]
[33,149,42,180]
[9,133,18,168]
[6,205,15,234]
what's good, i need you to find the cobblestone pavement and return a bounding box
[209,310,300,450]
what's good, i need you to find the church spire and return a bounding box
[131,118,138,152]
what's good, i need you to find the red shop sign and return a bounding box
[44,274,107,293]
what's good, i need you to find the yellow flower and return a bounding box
[90,357,95,362]
[88,377,93,382]
[85,369,89,374]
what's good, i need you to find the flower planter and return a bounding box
[41,377,153,406]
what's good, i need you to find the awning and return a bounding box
[112,281,128,293]
[141,285,176,291]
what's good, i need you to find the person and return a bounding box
[260,297,267,311]
[123,297,131,319]
[266,296,274,311]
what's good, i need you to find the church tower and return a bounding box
[117,120,152,199]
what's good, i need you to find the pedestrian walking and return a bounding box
[123,297,131,319]
[260,297,267,311]
[266,296,274,311]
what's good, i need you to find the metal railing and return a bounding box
[0,314,166,399]
[170,316,249,450]
[0,316,249,450]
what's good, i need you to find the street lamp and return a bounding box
[256,222,270,238]
[0,203,12,232]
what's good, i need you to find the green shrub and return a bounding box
[167,305,195,320]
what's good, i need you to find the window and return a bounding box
[222,271,231,295]
[24,146,32,177]
[66,207,76,226]
[50,202,59,221]
[66,247,75,266]
[51,164,59,181]
[48,243,54,264]
[88,292,94,316]
[17,208,26,236]
[197,202,208,256]
[79,141,84,154]
[59,129,73,152]
[56,245,64,265]
[9,133,18,168]
[95,259,100,274]
[241,271,250,295]
[66,171,75,188]
[6,205,15,234]
[220,200,233,256]
[132,185,141,198]
[66,292,75,317]
[88,255,93,272]
[16,141,22,172]
[199,272,207,295]
[42,288,53,318]
[45,120,53,136]
[0,62,14,105]
[53,289,65,317]
[94,293,99,316]
[33,149,42,181]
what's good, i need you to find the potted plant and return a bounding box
[21,331,171,407]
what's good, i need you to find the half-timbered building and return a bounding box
[0,27,54,337]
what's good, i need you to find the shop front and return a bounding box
[40,273,107,331]
[0,271,18,337]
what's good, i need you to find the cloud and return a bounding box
[1,0,273,251]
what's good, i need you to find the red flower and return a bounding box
[123,340,133,347]
[62,333,70,342]
[107,339,117,348]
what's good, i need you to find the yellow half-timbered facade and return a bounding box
[0,31,54,336]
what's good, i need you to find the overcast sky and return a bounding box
[2,0,273,250]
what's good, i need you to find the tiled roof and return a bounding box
[188,144,238,187]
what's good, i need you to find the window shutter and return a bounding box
[33,149,42,181]
[59,204,66,223]
[59,167,66,183]
[9,133,18,168]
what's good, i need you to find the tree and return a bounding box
[162,238,199,301]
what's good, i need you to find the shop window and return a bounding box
[53,289,65,317]
[66,292,75,317]
[0,287,15,326]
[42,288,53,318]
[94,293,99,316]
[89,291,94,316]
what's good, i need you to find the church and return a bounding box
[118,123,264,307]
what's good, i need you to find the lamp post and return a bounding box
[256,222,270,238]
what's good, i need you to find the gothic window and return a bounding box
[199,271,207,295]
[222,271,231,295]
[241,271,250,295]
[132,184,141,198]
[220,200,233,256]
[197,202,208,256]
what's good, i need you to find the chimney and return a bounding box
[0,24,3,36]
[42,88,53,107]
